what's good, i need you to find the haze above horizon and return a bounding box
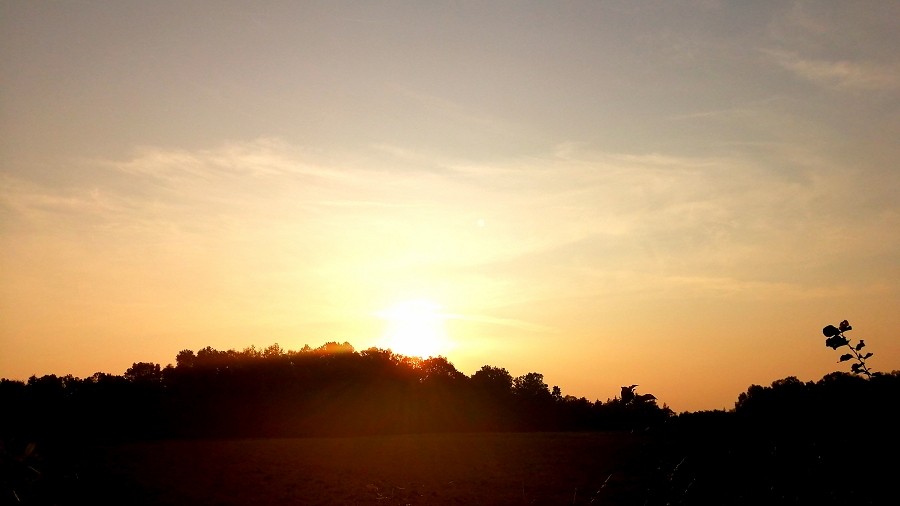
[2,1,898,412]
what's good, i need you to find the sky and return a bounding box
[2,0,898,413]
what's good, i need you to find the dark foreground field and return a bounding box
[69,432,650,505]
[16,424,895,505]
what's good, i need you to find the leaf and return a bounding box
[851,363,862,372]
[823,325,841,337]
[863,353,873,359]
[839,320,852,332]
[856,340,866,351]
[825,336,849,349]
[839,354,853,362]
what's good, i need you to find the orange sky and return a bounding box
[2,1,899,412]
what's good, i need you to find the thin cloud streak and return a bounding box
[442,312,558,334]
[107,138,359,183]
[317,200,425,209]
[6,137,894,281]
[765,50,899,91]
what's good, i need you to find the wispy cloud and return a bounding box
[5,136,895,317]
[0,174,132,225]
[443,312,558,334]
[107,138,357,183]
[316,200,424,209]
[765,49,899,91]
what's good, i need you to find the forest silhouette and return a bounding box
[2,333,899,505]
[2,342,673,440]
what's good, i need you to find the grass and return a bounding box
[74,432,650,505]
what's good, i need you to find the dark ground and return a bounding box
[6,428,895,505]
[8,432,652,506]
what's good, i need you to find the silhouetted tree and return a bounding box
[471,365,513,396]
[1,341,681,440]
[513,372,551,399]
[175,349,195,368]
[417,356,466,384]
[124,362,162,384]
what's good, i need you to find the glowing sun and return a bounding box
[377,299,450,358]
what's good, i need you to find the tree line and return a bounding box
[7,321,899,504]
[0,342,672,441]
[4,340,898,444]
[3,341,899,504]
[646,370,900,505]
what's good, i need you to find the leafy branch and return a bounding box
[822,320,874,377]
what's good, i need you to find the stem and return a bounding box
[841,332,872,378]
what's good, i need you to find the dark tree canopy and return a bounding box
[0,342,675,442]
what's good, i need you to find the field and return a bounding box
[74,432,651,505]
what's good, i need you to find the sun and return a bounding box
[376,299,450,358]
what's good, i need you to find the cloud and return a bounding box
[765,50,899,91]
[5,136,895,315]
[107,138,357,183]
[443,312,557,334]
[316,200,424,209]
[0,173,136,230]
[3,139,367,250]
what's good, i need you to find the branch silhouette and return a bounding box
[823,320,874,377]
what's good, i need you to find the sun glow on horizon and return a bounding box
[376,299,452,358]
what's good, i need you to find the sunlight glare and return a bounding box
[376,299,450,358]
